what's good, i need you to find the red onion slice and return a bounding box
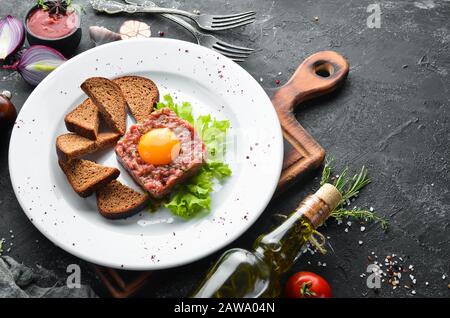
[0,15,25,61]
[17,45,67,86]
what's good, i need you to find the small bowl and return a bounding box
[24,5,82,57]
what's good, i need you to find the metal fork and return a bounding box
[91,0,255,32]
[92,0,254,62]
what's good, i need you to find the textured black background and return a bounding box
[0,0,449,298]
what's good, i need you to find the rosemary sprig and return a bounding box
[320,157,332,186]
[331,208,389,231]
[320,157,388,230]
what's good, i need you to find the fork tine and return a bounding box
[211,16,256,28]
[211,12,255,23]
[215,42,254,55]
[216,41,254,52]
[210,18,256,31]
[212,45,251,59]
[212,11,255,19]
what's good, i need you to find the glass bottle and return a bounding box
[191,183,341,298]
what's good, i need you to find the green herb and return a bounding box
[155,94,232,218]
[0,240,2,253]
[331,208,389,231]
[36,1,73,15]
[320,157,388,230]
[36,0,49,10]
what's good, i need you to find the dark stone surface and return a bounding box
[0,0,448,298]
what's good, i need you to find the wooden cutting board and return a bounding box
[93,51,350,298]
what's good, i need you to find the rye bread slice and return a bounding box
[81,77,127,135]
[59,159,120,198]
[64,99,99,140]
[113,76,159,122]
[96,180,149,219]
[56,132,121,162]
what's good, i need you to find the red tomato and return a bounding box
[285,271,332,298]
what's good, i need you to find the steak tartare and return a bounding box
[115,108,206,198]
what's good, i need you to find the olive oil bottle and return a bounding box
[192,183,341,298]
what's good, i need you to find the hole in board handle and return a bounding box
[313,61,335,78]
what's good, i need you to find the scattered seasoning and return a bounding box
[402,64,408,69]
[158,31,165,37]
[259,77,263,82]
[360,226,366,232]
[275,79,280,85]
[313,16,319,21]
[358,240,363,245]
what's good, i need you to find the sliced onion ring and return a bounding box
[0,15,25,61]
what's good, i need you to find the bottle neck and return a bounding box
[253,194,331,275]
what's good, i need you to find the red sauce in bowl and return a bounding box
[27,8,78,39]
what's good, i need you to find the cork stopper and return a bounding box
[315,183,342,211]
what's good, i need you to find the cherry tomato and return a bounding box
[285,271,332,298]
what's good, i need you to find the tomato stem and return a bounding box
[300,281,317,297]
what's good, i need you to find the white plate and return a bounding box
[9,39,283,270]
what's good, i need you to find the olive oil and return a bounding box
[192,183,341,298]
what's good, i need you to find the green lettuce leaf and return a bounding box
[155,94,232,218]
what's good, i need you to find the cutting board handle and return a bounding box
[271,51,349,189]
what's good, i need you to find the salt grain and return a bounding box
[360,226,366,232]
[358,240,363,245]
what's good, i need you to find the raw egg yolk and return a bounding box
[137,128,181,165]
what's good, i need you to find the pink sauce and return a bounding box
[27,8,78,39]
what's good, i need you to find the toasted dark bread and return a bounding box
[113,76,159,122]
[59,159,120,197]
[96,180,149,219]
[81,77,127,135]
[56,132,121,162]
[64,99,99,140]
